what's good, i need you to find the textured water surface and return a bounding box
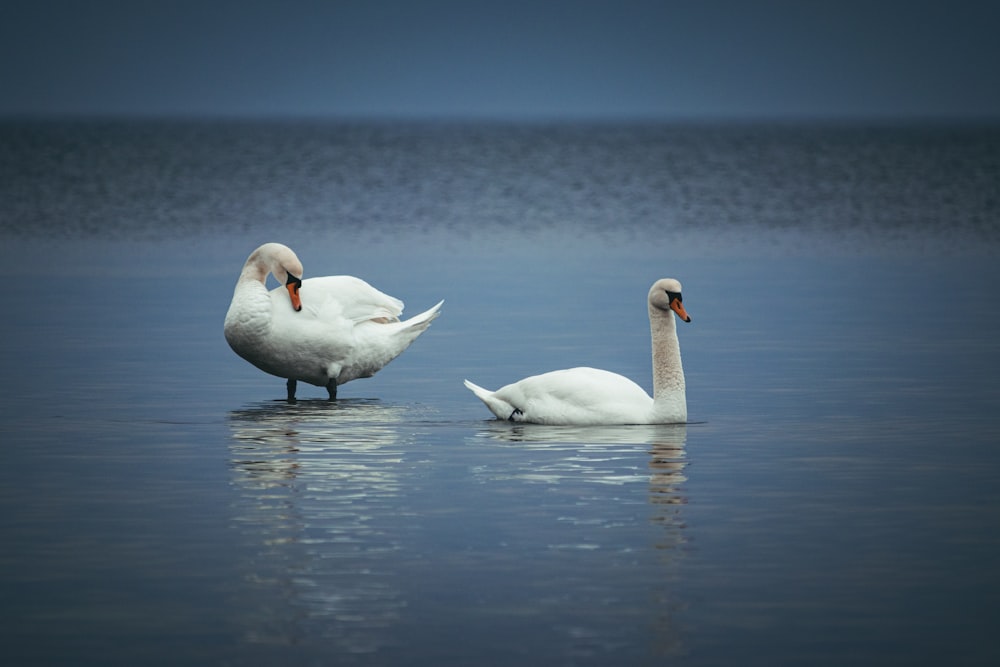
[1,120,998,665]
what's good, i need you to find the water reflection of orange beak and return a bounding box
[670,300,691,322]
[286,282,302,312]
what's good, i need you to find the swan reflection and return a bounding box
[469,421,688,546]
[227,399,414,656]
[226,402,690,661]
[471,422,688,497]
[468,421,689,657]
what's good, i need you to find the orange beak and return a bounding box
[670,299,691,322]
[286,281,302,312]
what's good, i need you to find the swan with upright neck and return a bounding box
[224,242,442,401]
[464,278,691,425]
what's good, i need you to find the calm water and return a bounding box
[1,120,999,666]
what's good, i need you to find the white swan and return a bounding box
[224,242,443,401]
[464,278,691,425]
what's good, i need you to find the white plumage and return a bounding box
[224,242,442,400]
[464,278,690,425]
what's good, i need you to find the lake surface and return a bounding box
[1,120,999,665]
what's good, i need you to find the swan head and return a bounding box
[251,243,304,312]
[649,278,691,323]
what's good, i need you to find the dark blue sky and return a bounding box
[2,0,999,120]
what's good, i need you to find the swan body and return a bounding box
[224,242,442,400]
[464,278,690,425]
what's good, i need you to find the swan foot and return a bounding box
[508,408,523,422]
[286,378,297,403]
[326,379,338,401]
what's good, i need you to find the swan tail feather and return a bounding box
[380,300,442,352]
[463,379,518,420]
[403,300,443,331]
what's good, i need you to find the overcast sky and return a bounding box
[2,0,999,120]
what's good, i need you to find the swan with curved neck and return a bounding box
[224,242,442,401]
[464,278,691,425]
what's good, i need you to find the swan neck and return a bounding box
[239,255,270,285]
[226,259,274,341]
[649,305,685,401]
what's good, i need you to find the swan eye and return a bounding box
[666,290,682,303]
[286,273,302,294]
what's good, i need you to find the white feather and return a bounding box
[464,278,689,425]
[224,243,442,393]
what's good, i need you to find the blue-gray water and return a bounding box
[1,120,999,666]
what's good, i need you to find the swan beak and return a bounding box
[670,300,691,323]
[286,278,302,312]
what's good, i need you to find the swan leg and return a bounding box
[286,378,297,403]
[508,408,523,422]
[326,379,338,401]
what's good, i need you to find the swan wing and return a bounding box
[296,275,404,324]
[469,368,654,425]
